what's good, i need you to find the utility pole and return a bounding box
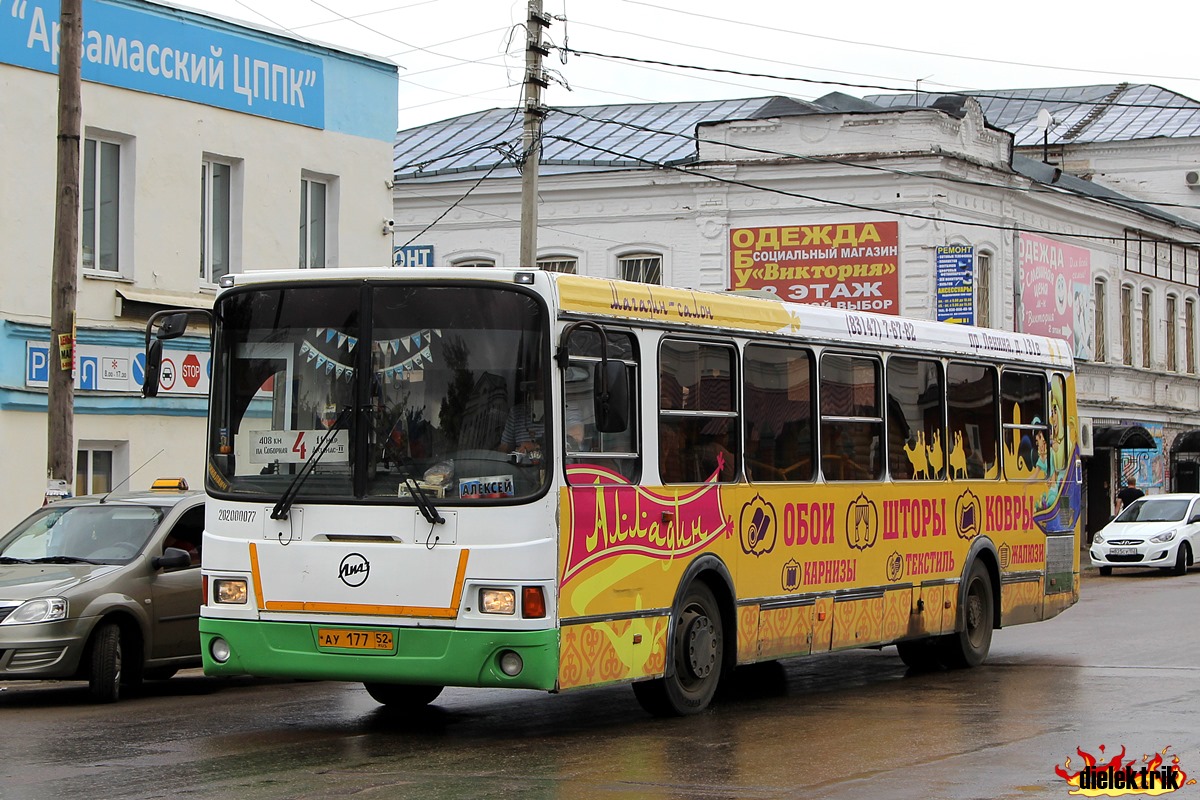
[48,0,83,499]
[519,0,550,268]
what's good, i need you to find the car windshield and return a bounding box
[0,504,163,564]
[1115,498,1191,523]
[208,281,549,504]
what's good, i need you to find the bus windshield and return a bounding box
[207,282,549,504]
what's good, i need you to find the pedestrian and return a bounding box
[1115,476,1144,514]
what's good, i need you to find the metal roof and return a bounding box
[864,84,1200,146]
[393,96,827,179]
[392,89,1200,233]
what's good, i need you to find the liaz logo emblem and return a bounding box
[740,494,777,556]
[846,493,879,551]
[338,553,370,587]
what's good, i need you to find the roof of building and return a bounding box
[864,84,1200,147]
[392,88,1200,233]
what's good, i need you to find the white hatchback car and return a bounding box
[1090,493,1200,576]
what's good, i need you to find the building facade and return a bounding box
[391,92,1200,536]
[0,0,398,530]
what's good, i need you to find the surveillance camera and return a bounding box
[382,218,395,235]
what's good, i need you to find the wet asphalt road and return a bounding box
[3,566,1199,800]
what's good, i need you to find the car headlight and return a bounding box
[2,597,68,625]
[1093,534,1104,544]
[1150,530,1178,543]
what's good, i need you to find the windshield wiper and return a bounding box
[271,406,354,521]
[402,471,445,525]
[0,556,36,564]
[29,556,105,565]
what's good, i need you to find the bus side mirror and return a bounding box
[143,339,163,398]
[594,361,629,433]
[155,312,190,340]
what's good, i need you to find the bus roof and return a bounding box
[220,267,1073,370]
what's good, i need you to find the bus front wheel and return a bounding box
[632,581,724,716]
[937,560,994,669]
[363,682,443,708]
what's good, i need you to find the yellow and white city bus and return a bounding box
[143,268,1080,716]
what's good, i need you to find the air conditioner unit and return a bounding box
[1079,418,1094,457]
[1186,170,1200,188]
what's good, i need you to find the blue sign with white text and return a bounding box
[1,0,324,128]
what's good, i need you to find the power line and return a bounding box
[621,0,1200,88]
[555,45,1200,112]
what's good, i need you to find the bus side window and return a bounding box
[744,343,814,482]
[947,362,999,480]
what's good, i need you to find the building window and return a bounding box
[619,253,662,284]
[201,159,232,283]
[452,258,496,268]
[299,177,327,269]
[1187,299,1197,374]
[1120,285,1133,366]
[1141,289,1153,368]
[75,447,113,496]
[1167,294,1178,372]
[538,257,577,274]
[83,137,121,272]
[975,251,991,327]
[1093,280,1107,362]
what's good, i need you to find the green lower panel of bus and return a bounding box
[200,618,559,691]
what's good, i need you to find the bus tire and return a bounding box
[362,682,443,708]
[895,639,942,671]
[937,560,994,669]
[632,581,723,716]
[87,623,123,703]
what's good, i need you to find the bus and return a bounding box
[143,268,1081,716]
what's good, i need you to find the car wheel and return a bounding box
[937,561,994,669]
[88,623,123,703]
[362,683,443,708]
[1098,566,1112,576]
[1173,543,1190,576]
[633,581,724,716]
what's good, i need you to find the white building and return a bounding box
[0,0,398,530]
[390,90,1200,536]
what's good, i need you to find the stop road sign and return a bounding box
[182,353,202,388]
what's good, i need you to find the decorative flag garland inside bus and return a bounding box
[299,328,442,385]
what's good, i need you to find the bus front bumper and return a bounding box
[200,618,559,691]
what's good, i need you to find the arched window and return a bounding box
[452,258,496,268]
[537,256,578,274]
[975,250,992,328]
[618,253,662,284]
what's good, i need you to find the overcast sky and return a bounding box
[176,0,1200,132]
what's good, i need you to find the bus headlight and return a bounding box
[480,588,516,615]
[210,638,231,663]
[498,650,523,676]
[214,579,248,604]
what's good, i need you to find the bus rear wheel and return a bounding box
[633,582,724,716]
[363,683,443,709]
[938,561,994,669]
